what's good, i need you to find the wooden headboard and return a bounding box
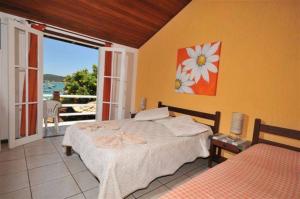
[252,119,300,152]
[158,101,221,134]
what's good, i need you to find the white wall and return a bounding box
[0,14,9,140]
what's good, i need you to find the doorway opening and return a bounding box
[43,37,99,130]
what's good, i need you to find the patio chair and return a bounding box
[43,100,62,134]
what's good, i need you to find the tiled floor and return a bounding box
[0,126,210,199]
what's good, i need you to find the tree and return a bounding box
[64,65,98,96]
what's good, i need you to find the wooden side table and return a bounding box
[208,134,251,167]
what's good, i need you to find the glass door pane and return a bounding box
[28,69,38,102]
[14,27,27,138]
[28,104,38,136]
[15,105,26,139]
[109,78,120,120]
[15,67,26,103]
[14,27,26,67]
[28,33,38,68]
[28,32,39,136]
[110,104,119,119]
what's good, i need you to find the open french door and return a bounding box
[8,20,43,148]
[96,47,126,121]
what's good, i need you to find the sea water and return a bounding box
[43,82,65,94]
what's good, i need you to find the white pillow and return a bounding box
[160,115,210,136]
[134,107,169,121]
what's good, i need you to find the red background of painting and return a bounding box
[176,41,221,96]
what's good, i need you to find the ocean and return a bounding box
[43,82,65,94]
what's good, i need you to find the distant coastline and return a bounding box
[44,74,65,82]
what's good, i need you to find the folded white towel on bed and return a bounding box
[94,134,123,148]
[93,131,147,149]
[76,121,120,131]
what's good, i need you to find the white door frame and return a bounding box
[96,47,126,121]
[8,20,43,148]
[112,44,138,115]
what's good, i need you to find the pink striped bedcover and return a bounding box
[160,144,300,199]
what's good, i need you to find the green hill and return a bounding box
[44,74,65,82]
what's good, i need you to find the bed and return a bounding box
[62,101,221,199]
[160,118,300,199]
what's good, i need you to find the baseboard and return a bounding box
[1,139,8,144]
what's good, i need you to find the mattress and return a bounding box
[160,143,300,199]
[62,119,212,199]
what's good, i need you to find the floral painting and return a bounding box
[175,41,221,96]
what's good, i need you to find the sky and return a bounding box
[43,37,98,76]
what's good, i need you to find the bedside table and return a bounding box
[208,134,251,167]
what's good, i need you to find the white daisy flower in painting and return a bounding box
[175,65,195,94]
[182,42,220,83]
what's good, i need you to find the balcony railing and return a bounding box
[43,94,96,125]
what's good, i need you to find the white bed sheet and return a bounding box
[62,119,212,199]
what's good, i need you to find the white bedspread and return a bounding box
[62,119,212,199]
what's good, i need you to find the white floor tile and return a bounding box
[195,158,208,166]
[124,194,135,199]
[0,188,31,199]
[165,175,190,190]
[31,175,81,199]
[47,135,63,142]
[157,170,184,184]
[138,186,169,199]
[0,158,27,176]
[26,152,62,169]
[29,162,70,186]
[25,144,57,157]
[53,144,66,157]
[24,139,52,149]
[0,171,29,194]
[133,179,162,198]
[73,170,99,191]
[0,144,24,152]
[66,193,85,199]
[176,161,200,175]
[185,165,208,178]
[0,187,31,199]
[83,187,99,199]
[61,151,79,160]
[64,155,87,174]
[52,140,63,148]
[0,148,25,162]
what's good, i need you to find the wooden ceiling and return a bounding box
[0,0,191,48]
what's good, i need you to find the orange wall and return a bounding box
[135,0,300,147]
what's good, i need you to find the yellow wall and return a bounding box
[135,0,300,147]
